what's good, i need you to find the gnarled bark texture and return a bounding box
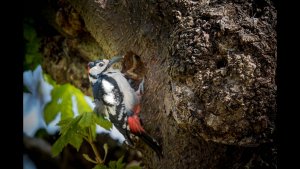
[31,0,277,168]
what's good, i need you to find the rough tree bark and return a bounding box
[31,0,277,168]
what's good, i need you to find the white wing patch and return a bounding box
[102,79,117,106]
[102,80,114,93]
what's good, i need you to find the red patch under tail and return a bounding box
[128,115,145,134]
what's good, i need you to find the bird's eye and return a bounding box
[98,62,104,67]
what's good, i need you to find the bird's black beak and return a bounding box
[87,62,95,69]
[107,55,123,68]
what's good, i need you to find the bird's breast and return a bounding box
[106,71,138,110]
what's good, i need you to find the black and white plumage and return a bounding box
[88,56,163,158]
[88,57,136,144]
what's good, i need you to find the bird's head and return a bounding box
[88,56,123,84]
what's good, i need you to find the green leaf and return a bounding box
[108,161,117,169]
[78,112,101,141]
[44,85,73,124]
[74,89,93,113]
[24,19,42,70]
[57,118,73,135]
[43,73,57,86]
[90,124,97,141]
[93,164,108,169]
[103,143,108,161]
[83,154,97,164]
[108,156,125,169]
[127,166,142,169]
[69,133,83,151]
[79,112,93,128]
[51,131,83,156]
[51,132,69,157]
[51,115,83,156]
[92,113,112,130]
[23,85,31,93]
[44,83,93,124]
[116,156,125,169]
[34,128,49,138]
[24,20,36,41]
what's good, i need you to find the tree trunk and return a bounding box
[31,0,277,168]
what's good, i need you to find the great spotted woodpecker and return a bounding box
[87,56,162,158]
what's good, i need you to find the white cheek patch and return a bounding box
[90,67,103,75]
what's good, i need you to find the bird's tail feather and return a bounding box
[139,132,163,159]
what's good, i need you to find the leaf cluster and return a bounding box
[51,112,111,157]
[24,18,43,70]
[43,82,93,124]
[93,156,141,169]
